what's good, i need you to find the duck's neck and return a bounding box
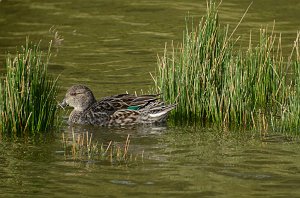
[69,110,83,124]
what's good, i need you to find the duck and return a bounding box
[59,85,176,126]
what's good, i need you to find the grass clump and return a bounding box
[62,131,142,164]
[153,1,300,132]
[275,36,300,132]
[0,38,59,138]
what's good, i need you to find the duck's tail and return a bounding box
[139,102,177,123]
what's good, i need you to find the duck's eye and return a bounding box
[70,92,77,96]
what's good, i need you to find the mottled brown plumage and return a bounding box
[59,85,176,126]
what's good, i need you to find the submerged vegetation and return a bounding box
[153,1,300,133]
[0,39,59,138]
[62,131,142,164]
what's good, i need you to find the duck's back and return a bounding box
[99,93,160,109]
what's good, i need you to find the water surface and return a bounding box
[1,0,300,197]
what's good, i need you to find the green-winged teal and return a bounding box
[59,85,176,126]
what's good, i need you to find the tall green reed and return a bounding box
[153,1,300,132]
[0,39,59,138]
[274,33,300,133]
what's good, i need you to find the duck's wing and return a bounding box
[88,100,121,116]
[139,102,177,123]
[108,102,177,126]
[99,93,161,110]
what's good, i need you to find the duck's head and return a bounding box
[59,85,96,111]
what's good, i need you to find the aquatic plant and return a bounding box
[153,1,300,132]
[62,131,142,164]
[274,34,300,133]
[0,39,59,138]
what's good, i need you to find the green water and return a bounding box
[1,0,300,197]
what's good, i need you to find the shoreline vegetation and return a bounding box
[153,1,300,133]
[0,39,59,139]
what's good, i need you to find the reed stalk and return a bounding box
[63,131,141,164]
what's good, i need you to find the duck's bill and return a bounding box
[58,99,68,110]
